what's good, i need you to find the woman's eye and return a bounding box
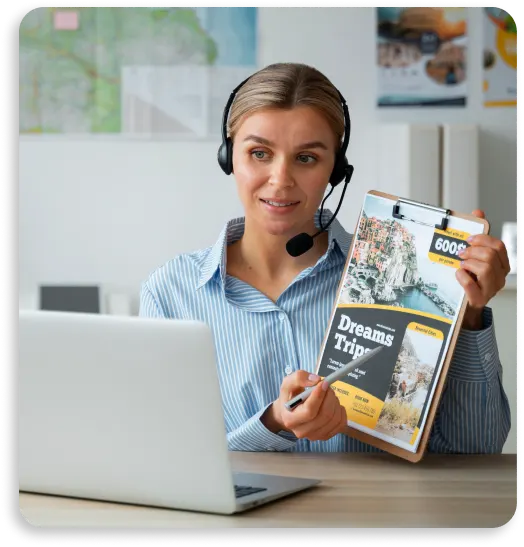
[297,154,316,164]
[251,150,267,160]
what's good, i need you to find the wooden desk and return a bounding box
[19,452,516,528]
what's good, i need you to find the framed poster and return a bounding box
[377,7,467,107]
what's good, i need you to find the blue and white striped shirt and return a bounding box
[139,210,511,453]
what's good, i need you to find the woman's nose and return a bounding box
[268,158,294,188]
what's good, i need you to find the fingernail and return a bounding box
[308,374,320,382]
[322,381,329,391]
[467,236,474,243]
[460,261,465,267]
[457,248,465,257]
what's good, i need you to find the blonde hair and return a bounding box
[228,63,345,150]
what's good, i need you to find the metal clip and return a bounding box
[392,199,450,230]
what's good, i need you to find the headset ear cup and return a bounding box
[329,154,349,187]
[227,139,234,174]
[217,138,233,175]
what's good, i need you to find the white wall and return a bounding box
[19,7,517,451]
[19,7,516,297]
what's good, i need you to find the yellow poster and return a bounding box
[483,8,516,107]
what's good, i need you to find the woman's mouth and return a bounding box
[260,199,300,213]
[260,198,300,208]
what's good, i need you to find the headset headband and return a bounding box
[221,78,351,157]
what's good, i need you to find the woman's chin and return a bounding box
[259,218,297,238]
[265,225,293,237]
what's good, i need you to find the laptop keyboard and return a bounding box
[234,485,267,499]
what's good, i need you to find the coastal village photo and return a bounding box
[340,196,460,320]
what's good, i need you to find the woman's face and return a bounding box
[231,105,338,237]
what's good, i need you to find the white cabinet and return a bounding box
[377,123,479,212]
[377,124,440,205]
[442,124,479,213]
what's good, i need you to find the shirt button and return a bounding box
[285,366,293,375]
[279,313,286,322]
[484,353,492,362]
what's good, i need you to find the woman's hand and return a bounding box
[456,210,511,330]
[262,371,347,441]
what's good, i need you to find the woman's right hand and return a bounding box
[262,371,348,441]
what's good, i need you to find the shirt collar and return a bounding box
[196,209,352,290]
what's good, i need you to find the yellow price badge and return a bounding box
[428,228,469,269]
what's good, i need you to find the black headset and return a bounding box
[217,75,353,187]
[217,73,355,257]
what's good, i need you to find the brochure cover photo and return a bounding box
[316,192,484,453]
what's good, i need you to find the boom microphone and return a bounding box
[286,166,353,257]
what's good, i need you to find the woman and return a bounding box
[140,63,511,453]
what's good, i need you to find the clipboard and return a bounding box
[315,190,489,463]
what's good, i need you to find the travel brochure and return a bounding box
[316,192,484,453]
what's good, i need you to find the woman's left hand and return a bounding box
[456,210,511,330]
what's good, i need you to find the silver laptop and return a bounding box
[18,310,319,514]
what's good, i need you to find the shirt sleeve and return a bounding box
[139,282,165,318]
[428,307,511,454]
[140,279,296,451]
[227,403,298,452]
